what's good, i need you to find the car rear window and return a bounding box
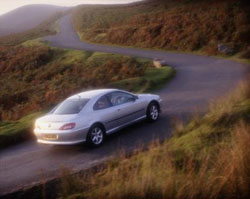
[53,98,89,115]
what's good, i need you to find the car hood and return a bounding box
[138,94,155,97]
[138,94,159,99]
[137,94,162,103]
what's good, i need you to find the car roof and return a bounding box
[68,89,119,100]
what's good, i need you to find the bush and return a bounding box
[239,48,250,59]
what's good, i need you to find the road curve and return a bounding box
[0,15,248,195]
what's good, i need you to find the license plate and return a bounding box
[43,134,58,140]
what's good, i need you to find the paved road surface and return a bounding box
[0,15,248,195]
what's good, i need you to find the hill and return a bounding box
[0,4,68,36]
[72,0,250,58]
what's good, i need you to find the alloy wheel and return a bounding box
[90,127,104,145]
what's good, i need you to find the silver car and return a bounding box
[34,89,162,147]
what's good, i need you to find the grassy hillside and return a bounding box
[60,77,250,199]
[0,11,65,46]
[72,0,250,58]
[0,5,67,37]
[0,41,174,148]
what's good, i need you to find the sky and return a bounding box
[0,0,141,15]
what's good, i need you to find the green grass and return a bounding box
[111,67,175,93]
[0,112,42,149]
[59,78,250,199]
[22,39,45,47]
[85,52,124,66]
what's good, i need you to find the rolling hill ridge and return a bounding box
[0,4,68,36]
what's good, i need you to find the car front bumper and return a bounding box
[34,127,89,145]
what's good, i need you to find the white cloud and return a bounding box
[0,0,141,15]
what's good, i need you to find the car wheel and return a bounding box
[87,124,105,147]
[147,102,160,122]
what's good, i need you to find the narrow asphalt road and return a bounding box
[0,15,248,195]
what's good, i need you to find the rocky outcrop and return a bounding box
[217,44,234,55]
[153,59,168,68]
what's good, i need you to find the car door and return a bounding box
[92,95,118,131]
[107,91,146,127]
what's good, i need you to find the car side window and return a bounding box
[107,92,135,106]
[93,95,112,110]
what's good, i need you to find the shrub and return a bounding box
[239,48,250,59]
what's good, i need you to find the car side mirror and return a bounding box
[133,95,139,101]
[129,97,137,102]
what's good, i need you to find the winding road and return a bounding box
[0,15,248,195]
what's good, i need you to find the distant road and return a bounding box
[0,15,248,196]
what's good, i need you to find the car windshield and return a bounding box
[53,98,89,115]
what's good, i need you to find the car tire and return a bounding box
[146,102,160,122]
[87,124,105,147]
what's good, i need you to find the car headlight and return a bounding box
[35,121,41,130]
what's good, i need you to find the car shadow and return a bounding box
[48,112,193,157]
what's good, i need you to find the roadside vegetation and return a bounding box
[111,65,174,93]
[0,113,42,149]
[72,0,250,59]
[0,41,174,148]
[59,77,250,199]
